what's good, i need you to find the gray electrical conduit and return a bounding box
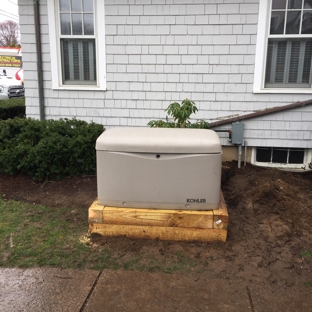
[213,130,248,168]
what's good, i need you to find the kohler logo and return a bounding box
[186,198,206,203]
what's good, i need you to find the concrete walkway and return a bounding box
[0,268,311,312]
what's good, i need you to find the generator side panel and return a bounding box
[96,151,221,210]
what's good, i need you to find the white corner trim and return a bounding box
[47,0,60,89]
[50,85,107,91]
[253,88,312,94]
[253,0,269,93]
[96,0,107,91]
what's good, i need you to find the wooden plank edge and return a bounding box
[102,208,214,229]
[212,191,229,230]
[89,223,227,242]
[212,191,228,216]
[88,200,104,224]
[88,189,228,230]
[213,214,229,230]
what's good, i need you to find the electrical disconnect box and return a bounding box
[96,127,222,210]
[231,122,244,144]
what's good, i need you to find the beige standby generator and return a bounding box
[96,127,222,210]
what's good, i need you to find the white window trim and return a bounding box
[253,0,312,94]
[251,147,312,171]
[47,0,106,91]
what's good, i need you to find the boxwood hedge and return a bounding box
[0,98,25,120]
[0,118,104,180]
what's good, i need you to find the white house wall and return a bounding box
[18,0,312,148]
[215,105,312,148]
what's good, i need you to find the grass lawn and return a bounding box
[0,198,197,272]
[0,198,118,269]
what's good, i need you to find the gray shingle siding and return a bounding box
[19,0,312,148]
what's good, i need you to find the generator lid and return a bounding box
[96,127,222,154]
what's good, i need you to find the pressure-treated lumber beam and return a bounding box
[88,191,228,242]
[102,207,214,228]
[89,223,227,242]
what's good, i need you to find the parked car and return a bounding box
[0,70,25,99]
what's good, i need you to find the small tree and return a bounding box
[148,98,210,129]
[0,20,20,47]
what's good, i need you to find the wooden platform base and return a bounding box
[88,191,228,242]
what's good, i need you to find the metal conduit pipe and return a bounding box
[34,0,45,120]
[244,141,248,167]
[238,144,242,169]
[213,129,232,142]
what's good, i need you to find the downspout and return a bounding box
[34,0,45,120]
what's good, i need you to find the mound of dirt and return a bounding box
[1,162,312,287]
[223,162,312,238]
[221,162,312,284]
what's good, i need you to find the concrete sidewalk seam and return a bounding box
[79,270,103,312]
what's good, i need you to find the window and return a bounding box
[256,147,305,164]
[254,0,312,92]
[266,0,312,88]
[59,0,96,85]
[252,147,310,169]
[48,0,106,90]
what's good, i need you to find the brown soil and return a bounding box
[1,161,312,309]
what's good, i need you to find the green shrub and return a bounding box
[148,98,209,129]
[0,118,104,180]
[0,98,25,120]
